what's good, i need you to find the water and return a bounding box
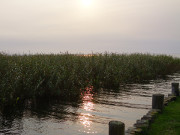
[0,73,180,135]
[171,54,180,58]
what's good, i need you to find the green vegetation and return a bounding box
[144,97,180,135]
[0,53,180,106]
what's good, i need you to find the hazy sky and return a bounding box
[0,0,180,54]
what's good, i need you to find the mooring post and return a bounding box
[172,83,179,96]
[109,121,125,135]
[152,94,164,110]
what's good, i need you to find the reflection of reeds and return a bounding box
[0,53,180,105]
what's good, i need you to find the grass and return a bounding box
[144,97,180,135]
[0,52,180,106]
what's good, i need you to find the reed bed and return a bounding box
[0,53,180,105]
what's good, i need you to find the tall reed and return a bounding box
[0,53,180,105]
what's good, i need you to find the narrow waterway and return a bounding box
[0,73,180,135]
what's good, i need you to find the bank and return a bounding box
[144,96,180,135]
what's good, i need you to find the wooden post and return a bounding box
[109,121,125,135]
[152,94,164,110]
[172,83,179,96]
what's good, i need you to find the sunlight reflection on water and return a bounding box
[78,86,98,134]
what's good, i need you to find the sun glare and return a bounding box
[82,0,93,7]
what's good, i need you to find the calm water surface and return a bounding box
[0,73,180,135]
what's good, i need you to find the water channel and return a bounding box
[0,73,180,135]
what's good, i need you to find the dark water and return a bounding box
[0,73,180,135]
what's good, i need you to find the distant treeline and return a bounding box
[0,53,180,105]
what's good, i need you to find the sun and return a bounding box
[82,0,93,7]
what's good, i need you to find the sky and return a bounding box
[0,0,180,54]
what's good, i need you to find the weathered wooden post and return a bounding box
[109,121,125,135]
[152,94,164,110]
[172,83,179,96]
